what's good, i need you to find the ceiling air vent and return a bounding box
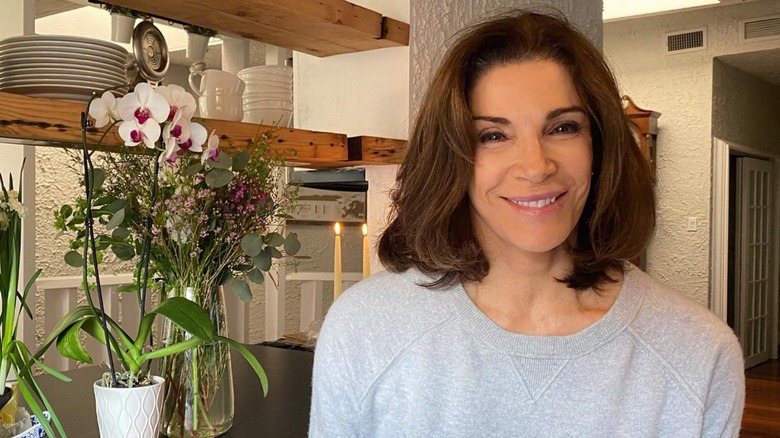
[741,15,780,42]
[665,28,706,54]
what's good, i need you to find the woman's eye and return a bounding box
[478,131,506,143]
[549,122,583,137]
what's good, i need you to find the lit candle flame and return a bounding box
[362,223,368,236]
[334,222,341,235]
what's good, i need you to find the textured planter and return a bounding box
[111,13,135,43]
[187,33,209,62]
[94,376,165,438]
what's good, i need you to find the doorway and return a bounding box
[728,154,775,368]
[711,138,779,369]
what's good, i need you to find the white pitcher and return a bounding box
[188,69,245,121]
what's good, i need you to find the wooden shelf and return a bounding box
[0,92,405,168]
[103,0,409,57]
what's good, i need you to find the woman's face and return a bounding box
[467,60,593,259]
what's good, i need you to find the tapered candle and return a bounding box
[362,223,370,279]
[333,222,342,300]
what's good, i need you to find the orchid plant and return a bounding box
[39,81,298,394]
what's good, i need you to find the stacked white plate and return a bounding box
[237,65,293,127]
[0,34,128,103]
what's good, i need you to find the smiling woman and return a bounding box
[310,8,745,438]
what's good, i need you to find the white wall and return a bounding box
[604,0,780,305]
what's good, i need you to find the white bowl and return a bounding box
[243,108,292,126]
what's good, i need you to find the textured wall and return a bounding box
[713,59,780,154]
[603,0,780,305]
[410,0,603,120]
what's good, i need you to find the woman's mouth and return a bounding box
[507,192,565,208]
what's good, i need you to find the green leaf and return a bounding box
[107,198,127,213]
[64,250,84,267]
[231,150,250,171]
[209,153,233,169]
[269,247,282,259]
[56,322,92,363]
[253,249,272,271]
[116,283,139,293]
[112,227,130,240]
[216,336,268,396]
[185,162,203,176]
[112,243,135,261]
[205,168,234,188]
[90,168,106,192]
[247,268,264,284]
[265,232,285,247]
[229,278,252,302]
[284,233,301,256]
[147,297,215,341]
[240,233,263,257]
[59,204,73,219]
[106,208,125,230]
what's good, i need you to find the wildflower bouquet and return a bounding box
[40,81,299,436]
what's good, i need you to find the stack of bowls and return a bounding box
[0,35,128,102]
[237,65,293,127]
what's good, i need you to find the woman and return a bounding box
[310,9,744,437]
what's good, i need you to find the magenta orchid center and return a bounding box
[170,124,183,139]
[167,106,178,122]
[130,130,144,143]
[134,107,151,124]
[179,138,193,152]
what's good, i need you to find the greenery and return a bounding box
[36,82,298,396]
[183,24,218,38]
[1,161,67,437]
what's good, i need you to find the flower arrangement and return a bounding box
[1,163,67,437]
[38,80,300,435]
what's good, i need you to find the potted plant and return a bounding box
[101,4,143,44]
[1,162,67,437]
[40,82,299,437]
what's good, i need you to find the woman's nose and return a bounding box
[510,137,556,183]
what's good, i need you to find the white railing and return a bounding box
[285,272,362,333]
[34,274,250,371]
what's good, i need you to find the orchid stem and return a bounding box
[81,110,118,387]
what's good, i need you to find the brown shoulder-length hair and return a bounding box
[378,9,655,290]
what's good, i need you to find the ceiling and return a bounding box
[718,48,780,87]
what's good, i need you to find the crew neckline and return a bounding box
[446,264,645,358]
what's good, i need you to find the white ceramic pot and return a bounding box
[93,376,165,438]
[187,33,209,62]
[110,13,136,44]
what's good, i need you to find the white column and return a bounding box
[0,0,36,352]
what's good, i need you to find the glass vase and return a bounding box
[159,285,234,438]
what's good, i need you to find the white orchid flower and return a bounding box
[163,108,192,148]
[117,82,170,126]
[118,119,161,149]
[201,130,220,164]
[184,122,208,153]
[88,91,120,128]
[156,84,197,121]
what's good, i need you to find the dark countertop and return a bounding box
[30,344,314,437]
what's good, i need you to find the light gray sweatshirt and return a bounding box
[310,265,745,437]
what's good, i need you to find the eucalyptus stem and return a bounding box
[81,110,117,387]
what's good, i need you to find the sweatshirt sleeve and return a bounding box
[309,304,361,437]
[701,335,745,438]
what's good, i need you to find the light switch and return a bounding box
[687,217,697,232]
